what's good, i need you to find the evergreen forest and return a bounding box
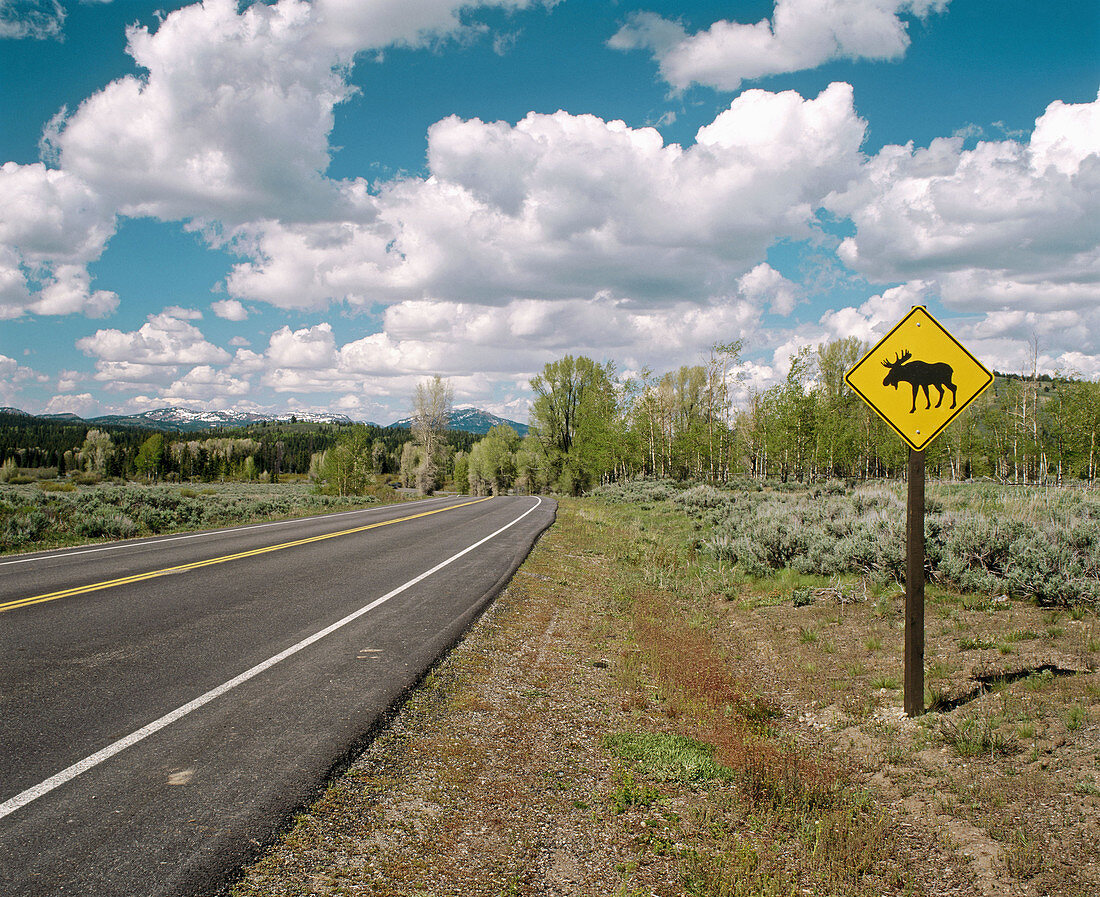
[0,414,476,485]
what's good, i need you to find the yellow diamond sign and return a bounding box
[845,306,993,452]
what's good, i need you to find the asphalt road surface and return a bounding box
[0,494,556,896]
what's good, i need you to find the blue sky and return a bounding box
[1,0,1097,423]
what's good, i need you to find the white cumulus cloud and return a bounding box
[43,393,99,416]
[160,365,252,403]
[76,310,232,368]
[212,298,248,321]
[55,0,349,223]
[827,90,1100,311]
[51,0,552,226]
[225,84,867,310]
[312,0,548,54]
[738,263,802,316]
[0,162,117,317]
[609,1,949,91]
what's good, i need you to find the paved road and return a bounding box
[0,494,556,896]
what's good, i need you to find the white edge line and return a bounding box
[0,495,456,568]
[0,496,543,821]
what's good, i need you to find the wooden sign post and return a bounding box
[905,448,925,717]
[846,307,992,716]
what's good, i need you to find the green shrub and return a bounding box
[1,506,51,547]
[673,484,730,511]
[0,481,385,552]
[941,715,1016,758]
[76,512,139,539]
[590,478,681,503]
[38,481,76,493]
[673,482,1099,608]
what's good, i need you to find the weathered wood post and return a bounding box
[905,448,925,716]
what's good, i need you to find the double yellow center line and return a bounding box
[0,497,492,615]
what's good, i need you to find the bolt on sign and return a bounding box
[844,306,993,452]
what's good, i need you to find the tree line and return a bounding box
[0,412,476,485]
[6,339,1099,496]
[456,341,1100,495]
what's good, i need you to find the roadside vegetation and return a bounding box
[232,482,1099,896]
[598,478,1100,609]
[0,479,407,555]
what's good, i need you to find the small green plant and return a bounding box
[607,770,659,814]
[1024,669,1055,692]
[681,840,791,896]
[871,675,899,690]
[941,714,1016,758]
[927,659,951,680]
[798,626,818,644]
[603,732,731,784]
[1003,827,1045,878]
[1063,704,1087,732]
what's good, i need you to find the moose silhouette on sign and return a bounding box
[881,350,957,413]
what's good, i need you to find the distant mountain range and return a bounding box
[0,404,528,437]
[0,405,357,433]
[387,406,529,437]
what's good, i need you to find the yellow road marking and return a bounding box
[0,497,493,614]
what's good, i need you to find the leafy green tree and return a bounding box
[514,435,543,493]
[530,355,619,493]
[134,433,168,481]
[78,429,114,476]
[813,337,864,477]
[764,348,816,482]
[704,340,743,482]
[399,441,423,489]
[467,424,520,495]
[316,429,372,495]
[452,451,470,494]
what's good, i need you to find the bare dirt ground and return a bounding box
[745,582,1100,897]
[231,498,1099,896]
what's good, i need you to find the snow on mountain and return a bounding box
[387,407,529,437]
[9,406,361,432]
[272,411,356,425]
